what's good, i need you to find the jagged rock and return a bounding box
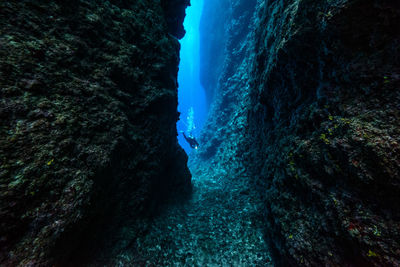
[193,0,256,162]
[196,0,400,265]
[249,0,400,265]
[0,0,190,265]
[2,0,400,265]
[161,0,190,39]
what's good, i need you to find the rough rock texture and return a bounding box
[161,0,190,40]
[196,0,400,266]
[249,0,400,265]
[109,166,272,266]
[193,0,257,162]
[0,0,190,265]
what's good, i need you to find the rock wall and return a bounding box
[161,0,190,39]
[193,0,256,165]
[249,0,400,265]
[198,0,400,265]
[0,0,190,265]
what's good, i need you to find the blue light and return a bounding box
[177,0,207,154]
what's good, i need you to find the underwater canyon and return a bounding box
[0,0,399,266]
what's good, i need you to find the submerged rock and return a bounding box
[249,1,400,265]
[2,0,399,265]
[197,0,400,265]
[161,0,191,40]
[0,0,190,265]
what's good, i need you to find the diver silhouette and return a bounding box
[182,132,199,149]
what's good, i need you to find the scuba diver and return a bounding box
[181,107,199,149]
[182,131,199,149]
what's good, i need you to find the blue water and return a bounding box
[177,0,207,154]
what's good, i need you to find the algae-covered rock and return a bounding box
[249,0,400,265]
[0,0,190,265]
[197,0,400,265]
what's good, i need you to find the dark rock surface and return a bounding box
[0,0,190,265]
[2,0,399,265]
[196,0,400,266]
[161,0,190,40]
[249,0,400,265]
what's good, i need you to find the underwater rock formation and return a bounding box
[161,0,190,39]
[249,0,400,265]
[193,0,257,163]
[1,0,399,265]
[0,0,190,265]
[197,0,400,265]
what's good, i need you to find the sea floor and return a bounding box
[113,159,272,266]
